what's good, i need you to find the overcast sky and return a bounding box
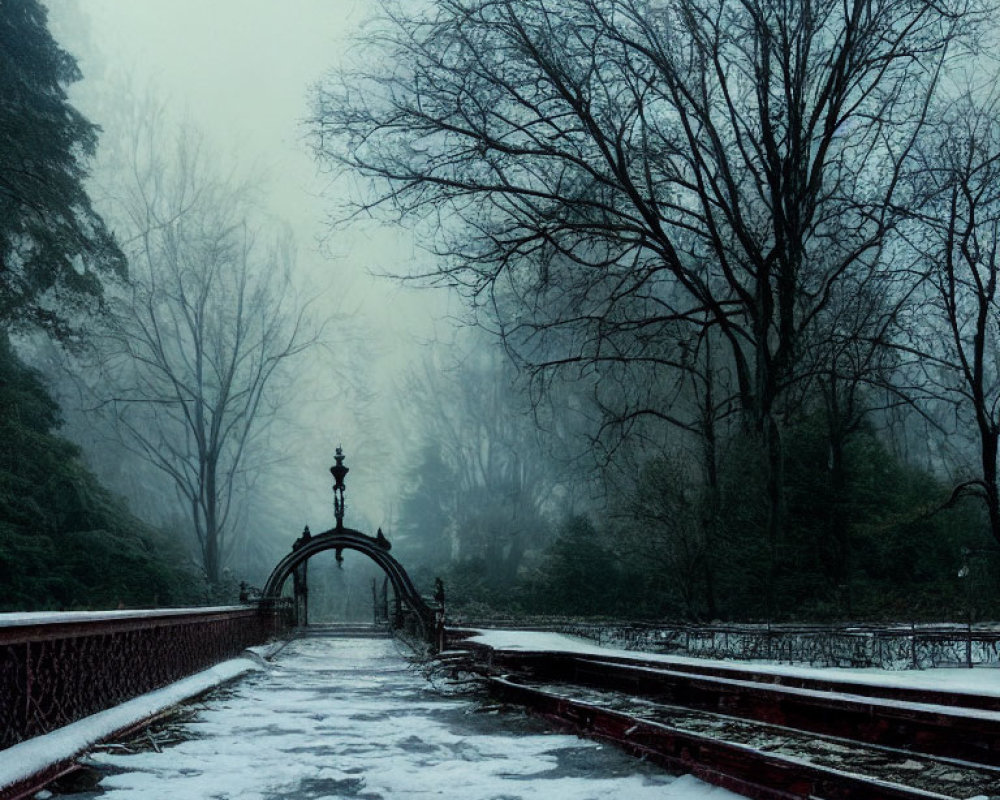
[48,0,430,304]
[43,0,456,533]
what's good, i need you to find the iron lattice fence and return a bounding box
[0,606,287,751]
[554,622,1000,669]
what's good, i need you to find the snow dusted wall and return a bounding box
[552,623,1000,669]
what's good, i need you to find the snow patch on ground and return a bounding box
[0,657,259,792]
[54,638,741,800]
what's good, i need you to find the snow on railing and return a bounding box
[550,621,1000,669]
[0,604,289,751]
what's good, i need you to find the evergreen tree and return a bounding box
[396,443,456,567]
[0,0,124,339]
[0,332,200,610]
[540,516,620,616]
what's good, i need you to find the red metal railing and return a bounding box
[0,606,287,751]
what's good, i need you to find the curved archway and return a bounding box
[262,527,435,638]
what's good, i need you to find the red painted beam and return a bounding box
[490,677,968,800]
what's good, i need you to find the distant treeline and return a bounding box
[410,417,999,624]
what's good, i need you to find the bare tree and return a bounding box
[313,0,979,571]
[906,85,1000,547]
[98,120,316,585]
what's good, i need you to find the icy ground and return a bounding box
[56,637,740,800]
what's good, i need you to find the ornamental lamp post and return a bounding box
[331,446,349,530]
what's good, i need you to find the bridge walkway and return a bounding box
[293,622,391,638]
[54,637,720,800]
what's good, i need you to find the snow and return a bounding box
[53,638,741,800]
[0,606,249,628]
[0,657,259,793]
[21,628,992,799]
[465,629,1000,697]
[584,658,1000,724]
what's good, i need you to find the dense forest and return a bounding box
[3,0,1000,621]
[389,345,999,622]
[0,333,202,609]
[317,0,1000,623]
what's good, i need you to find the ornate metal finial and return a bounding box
[330,446,349,529]
[292,525,311,550]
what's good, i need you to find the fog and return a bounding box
[42,0,453,552]
[10,0,1000,621]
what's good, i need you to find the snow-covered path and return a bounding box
[63,637,737,800]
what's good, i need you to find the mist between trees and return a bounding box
[1,0,339,608]
[310,0,1000,622]
[4,0,1000,621]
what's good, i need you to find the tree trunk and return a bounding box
[825,375,852,614]
[700,351,720,620]
[204,460,220,586]
[763,414,785,620]
[982,431,1000,548]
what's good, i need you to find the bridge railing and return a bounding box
[444,618,1000,668]
[0,605,289,751]
[552,621,1000,669]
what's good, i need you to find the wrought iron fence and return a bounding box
[0,605,287,751]
[554,622,1000,669]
